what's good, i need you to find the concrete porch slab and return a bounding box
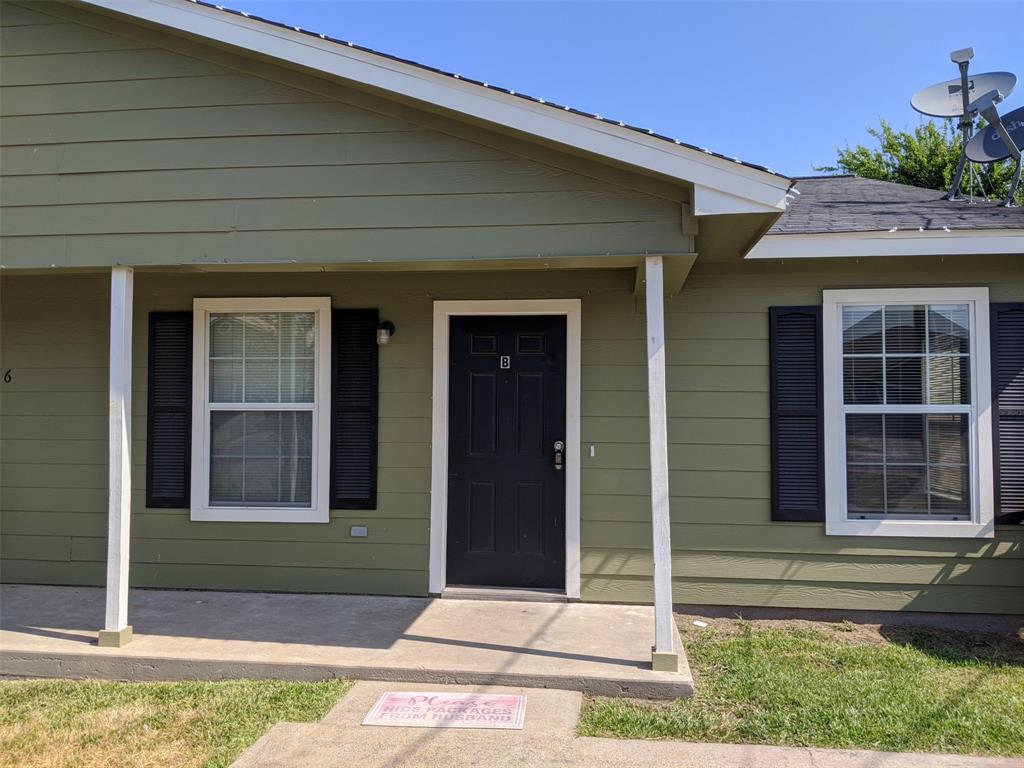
[0,585,692,699]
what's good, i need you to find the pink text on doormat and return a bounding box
[362,691,526,730]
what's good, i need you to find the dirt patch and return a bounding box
[675,612,1024,665]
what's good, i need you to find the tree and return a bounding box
[815,119,1021,204]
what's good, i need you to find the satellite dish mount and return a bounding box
[946,48,974,202]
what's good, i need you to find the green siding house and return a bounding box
[1,0,1022,655]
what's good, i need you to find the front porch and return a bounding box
[0,584,692,699]
[2,260,690,674]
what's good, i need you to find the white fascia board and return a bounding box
[692,184,781,216]
[80,0,792,213]
[746,229,1024,259]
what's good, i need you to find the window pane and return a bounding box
[244,313,280,357]
[244,358,280,403]
[209,410,312,507]
[885,357,924,404]
[928,414,968,465]
[843,357,883,404]
[280,312,316,356]
[885,414,925,463]
[210,315,243,357]
[847,465,884,515]
[281,358,315,403]
[846,414,883,463]
[927,355,970,405]
[929,465,969,516]
[210,457,243,504]
[208,311,315,404]
[884,305,925,353]
[843,306,882,354]
[886,466,928,514]
[209,359,242,402]
[928,304,969,354]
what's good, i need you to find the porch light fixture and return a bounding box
[377,320,396,345]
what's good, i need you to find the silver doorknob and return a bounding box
[553,440,565,471]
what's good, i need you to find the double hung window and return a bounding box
[823,288,993,537]
[191,298,331,523]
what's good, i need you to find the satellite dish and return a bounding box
[910,50,1020,206]
[910,71,1016,117]
[966,105,1024,162]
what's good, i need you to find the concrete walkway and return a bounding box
[0,584,691,698]
[232,680,1020,768]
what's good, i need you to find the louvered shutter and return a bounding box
[769,306,825,522]
[330,309,380,509]
[991,303,1024,525]
[146,312,192,508]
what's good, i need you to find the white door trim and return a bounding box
[429,299,582,598]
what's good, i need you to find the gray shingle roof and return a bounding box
[769,175,1024,235]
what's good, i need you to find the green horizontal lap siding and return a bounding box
[5,260,1023,610]
[0,271,108,589]
[580,254,1024,614]
[1,267,641,596]
[0,3,688,269]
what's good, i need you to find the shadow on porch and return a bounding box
[0,584,692,699]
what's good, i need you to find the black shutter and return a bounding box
[769,306,824,522]
[146,312,192,508]
[991,303,1024,525]
[330,309,380,509]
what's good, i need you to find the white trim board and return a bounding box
[80,0,791,214]
[429,299,582,598]
[190,296,332,523]
[747,229,1024,260]
[822,287,994,539]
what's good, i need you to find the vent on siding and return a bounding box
[331,309,379,509]
[992,303,1024,525]
[769,306,824,522]
[146,312,192,508]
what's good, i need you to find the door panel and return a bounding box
[447,315,566,588]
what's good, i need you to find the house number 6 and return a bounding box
[2,370,10,383]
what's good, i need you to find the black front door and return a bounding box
[446,315,566,589]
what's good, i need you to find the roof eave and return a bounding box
[746,229,1024,259]
[79,0,793,214]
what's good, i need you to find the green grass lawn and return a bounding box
[580,618,1024,756]
[0,678,351,768]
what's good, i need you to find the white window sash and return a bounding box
[823,287,994,539]
[190,297,331,524]
[840,404,973,414]
[208,402,314,411]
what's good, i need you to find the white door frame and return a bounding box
[429,299,582,598]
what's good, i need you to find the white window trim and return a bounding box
[428,299,582,598]
[823,287,994,538]
[190,297,332,523]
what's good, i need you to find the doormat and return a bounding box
[362,691,526,730]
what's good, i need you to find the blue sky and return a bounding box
[240,1,1021,176]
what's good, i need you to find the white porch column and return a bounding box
[99,267,134,647]
[644,256,677,671]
